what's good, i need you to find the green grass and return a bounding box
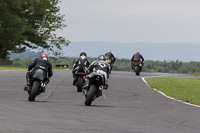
[0,66,27,70]
[146,77,200,105]
[0,66,72,70]
[193,74,200,76]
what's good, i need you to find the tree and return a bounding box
[0,0,69,60]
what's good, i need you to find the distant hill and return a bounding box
[9,49,42,58]
[63,41,200,62]
[10,41,200,62]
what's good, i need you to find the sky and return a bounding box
[57,0,200,43]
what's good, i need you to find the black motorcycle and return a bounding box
[83,70,108,106]
[74,65,87,92]
[27,69,47,101]
[132,61,142,76]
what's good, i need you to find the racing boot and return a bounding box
[82,79,89,96]
[72,79,76,86]
[104,81,109,89]
[72,76,77,86]
[82,79,89,90]
[24,79,31,91]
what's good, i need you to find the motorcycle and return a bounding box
[27,69,47,101]
[74,65,87,92]
[132,61,142,76]
[83,70,108,106]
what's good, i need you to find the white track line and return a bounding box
[142,76,200,108]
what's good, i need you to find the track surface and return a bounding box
[0,70,199,133]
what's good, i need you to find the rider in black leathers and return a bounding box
[24,53,53,91]
[105,50,116,73]
[83,55,110,90]
[131,51,144,69]
[105,50,116,64]
[72,52,90,85]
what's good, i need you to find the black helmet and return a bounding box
[98,55,105,61]
[80,52,87,57]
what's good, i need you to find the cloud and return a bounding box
[58,0,200,43]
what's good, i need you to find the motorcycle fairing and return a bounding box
[32,69,44,81]
[74,66,87,75]
[87,71,106,87]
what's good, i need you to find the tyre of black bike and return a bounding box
[85,84,97,106]
[76,77,83,92]
[28,80,40,101]
[135,66,140,76]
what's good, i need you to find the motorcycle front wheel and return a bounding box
[85,85,97,106]
[28,80,40,101]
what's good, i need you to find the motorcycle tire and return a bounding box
[28,80,40,101]
[76,77,83,92]
[135,66,140,76]
[85,85,97,106]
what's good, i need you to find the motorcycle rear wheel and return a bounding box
[28,80,40,101]
[76,77,83,92]
[85,85,97,106]
[135,66,140,76]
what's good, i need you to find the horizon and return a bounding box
[63,41,200,62]
[11,41,199,62]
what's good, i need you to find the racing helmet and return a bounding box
[41,53,48,58]
[98,55,105,61]
[108,50,112,53]
[80,52,87,57]
[136,51,140,54]
[40,53,48,60]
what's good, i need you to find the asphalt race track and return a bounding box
[0,70,200,133]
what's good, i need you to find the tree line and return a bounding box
[4,57,200,74]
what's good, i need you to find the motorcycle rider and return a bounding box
[105,50,116,74]
[131,51,144,70]
[24,53,53,91]
[83,55,110,92]
[72,52,90,85]
[105,50,116,65]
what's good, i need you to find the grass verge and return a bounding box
[0,66,72,70]
[193,74,200,76]
[145,77,200,105]
[0,66,27,70]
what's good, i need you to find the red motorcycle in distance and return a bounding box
[131,61,143,76]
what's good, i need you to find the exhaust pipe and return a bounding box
[41,83,46,87]
[99,86,104,90]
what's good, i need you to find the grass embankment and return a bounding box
[0,66,72,70]
[193,74,200,76]
[0,66,27,70]
[146,77,200,105]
